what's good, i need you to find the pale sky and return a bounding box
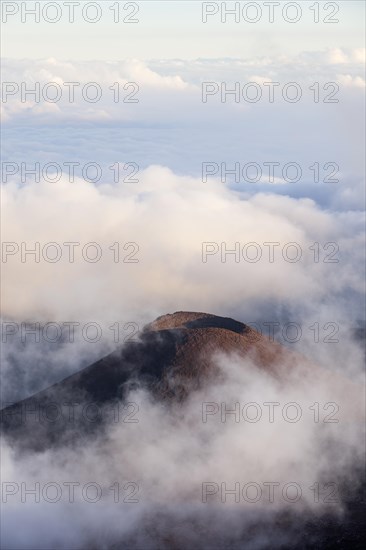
[1,0,365,60]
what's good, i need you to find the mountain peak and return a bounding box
[149,310,248,334]
[1,311,297,450]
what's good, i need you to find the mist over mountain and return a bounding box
[1,312,364,549]
[1,312,298,448]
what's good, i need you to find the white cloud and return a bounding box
[337,74,366,88]
[1,166,364,326]
[327,48,349,64]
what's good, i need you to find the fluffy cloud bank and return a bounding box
[1,166,364,323]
